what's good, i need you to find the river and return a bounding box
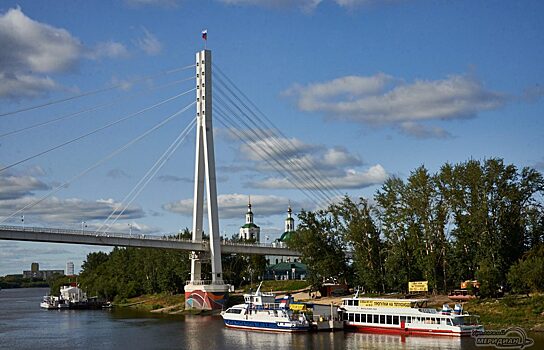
[0,288,541,349]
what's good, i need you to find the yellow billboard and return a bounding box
[409,281,428,292]
[289,303,307,311]
[359,300,412,308]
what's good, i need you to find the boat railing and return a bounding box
[251,302,289,310]
[418,308,439,314]
[185,280,225,286]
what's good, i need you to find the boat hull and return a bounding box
[344,324,475,337]
[223,319,310,332]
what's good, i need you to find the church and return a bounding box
[238,199,307,280]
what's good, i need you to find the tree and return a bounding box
[331,196,385,293]
[288,209,348,290]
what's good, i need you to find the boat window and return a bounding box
[380,315,385,324]
[355,314,360,322]
[227,309,242,314]
[361,314,366,323]
[400,316,406,323]
[348,313,354,322]
[447,319,453,326]
[373,315,379,323]
[452,317,464,326]
[343,313,348,321]
[353,300,359,307]
[393,316,399,325]
[407,316,411,323]
[386,315,392,324]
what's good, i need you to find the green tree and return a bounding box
[331,196,384,293]
[288,209,348,290]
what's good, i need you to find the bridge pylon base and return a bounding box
[184,282,229,311]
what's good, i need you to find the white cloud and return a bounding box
[251,164,387,190]
[163,193,295,219]
[124,0,180,8]
[220,132,386,190]
[322,146,363,167]
[218,0,407,12]
[0,7,82,73]
[87,41,129,59]
[0,73,58,99]
[0,196,144,224]
[219,0,323,12]
[285,73,506,135]
[0,7,129,99]
[106,168,131,179]
[0,170,50,200]
[398,122,452,139]
[134,28,162,56]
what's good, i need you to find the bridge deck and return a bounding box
[0,225,299,256]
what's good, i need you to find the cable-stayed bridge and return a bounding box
[0,49,344,310]
[0,225,298,256]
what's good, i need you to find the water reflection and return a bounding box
[1,289,541,350]
[345,332,465,350]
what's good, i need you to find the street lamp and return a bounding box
[128,223,133,236]
[81,221,86,233]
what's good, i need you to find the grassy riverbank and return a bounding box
[116,293,186,313]
[464,294,544,331]
[115,280,311,314]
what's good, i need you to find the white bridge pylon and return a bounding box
[184,49,229,310]
[189,49,225,285]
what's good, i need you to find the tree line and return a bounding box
[75,158,543,300]
[77,230,266,301]
[288,158,544,297]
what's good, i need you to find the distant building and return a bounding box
[267,206,301,266]
[31,262,39,273]
[66,261,75,276]
[239,199,260,241]
[22,262,64,280]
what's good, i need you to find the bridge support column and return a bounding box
[184,49,229,310]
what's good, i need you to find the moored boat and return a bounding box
[40,283,108,309]
[338,292,483,337]
[40,295,59,309]
[221,282,311,332]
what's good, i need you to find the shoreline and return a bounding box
[115,291,544,332]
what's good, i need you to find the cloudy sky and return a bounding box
[1,1,543,275]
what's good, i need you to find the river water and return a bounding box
[0,288,541,350]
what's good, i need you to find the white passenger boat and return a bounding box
[40,295,59,309]
[339,293,483,337]
[221,282,311,332]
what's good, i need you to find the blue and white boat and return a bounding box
[221,282,310,332]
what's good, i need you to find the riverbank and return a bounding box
[464,294,544,332]
[117,293,186,314]
[291,292,544,332]
[115,287,544,332]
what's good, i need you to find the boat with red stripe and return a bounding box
[338,292,483,337]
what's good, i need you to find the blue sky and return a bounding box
[0,0,543,275]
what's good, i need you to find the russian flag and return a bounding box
[202,29,207,41]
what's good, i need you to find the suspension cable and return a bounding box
[0,101,196,224]
[97,118,196,233]
[214,65,344,199]
[0,75,195,139]
[0,87,196,173]
[215,85,337,203]
[0,63,196,118]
